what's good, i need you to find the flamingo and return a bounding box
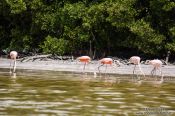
[147,59,163,81]
[129,56,145,80]
[9,51,18,73]
[77,56,91,73]
[147,59,164,87]
[98,58,120,76]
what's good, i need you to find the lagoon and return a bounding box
[0,69,174,115]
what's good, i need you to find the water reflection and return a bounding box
[0,70,174,115]
[10,73,16,78]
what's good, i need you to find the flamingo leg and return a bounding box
[151,67,156,76]
[132,65,136,80]
[98,64,104,76]
[83,62,86,70]
[160,69,164,82]
[105,64,107,73]
[158,68,163,80]
[13,59,16,73]
[154,68,159,81]
[111,63,118,73]
[10,59,12,73]
[83,62,86,74]
[104,64,108,79]
[151,67,158,81]
[133,65,136,75]
[136,65,139,80]
[138,64,145,78]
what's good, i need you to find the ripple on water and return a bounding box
[22,90,37,94]
[144,100,161,104]
[0,107,5,110]
[102,100,125,104]
[0,98,19,101]
[94,92,123,96]
[111,98,125,100]
[0,89,7,91]
[63,98,83,103]
[0,112,7,116]
[0,71,175,115]
[46,90,67,94]
[95,108,122,113]
[9,105,36,109]
[159,105,173,108]
[35,109,72,115]
[133,93,145,97]
[119,105,130,108]
[132,103,147,107]
[152,96,159,99]
[95,97,104,100]
[0,100,70,109]
[126,88,137,91]
[77,104,93,107]
[158,91,168,94]
[64,106,82,110]
[97,105,107,109]
[0,89,11,93]
[166,97,175,101]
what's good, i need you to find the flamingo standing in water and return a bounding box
[9,51,18,73]
[147,59,163,81]
[98,58,120,76]
[129,56,145,80]
[77,56,91,73]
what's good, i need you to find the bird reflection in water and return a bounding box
[10,72,16,78]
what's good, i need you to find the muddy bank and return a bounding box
[0,58,175,77]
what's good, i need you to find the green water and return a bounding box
[0,70,174,116]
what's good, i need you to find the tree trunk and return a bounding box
[165,51,170,65]
[89,40,93,58]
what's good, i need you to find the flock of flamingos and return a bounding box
[8,51,164,82]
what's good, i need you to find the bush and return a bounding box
[40,35,68,55]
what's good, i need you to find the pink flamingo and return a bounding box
[9,51,18,73]
[147,59,163,80]
[98,58,120,76]
[77,56,91,73]
[129,56,145,79]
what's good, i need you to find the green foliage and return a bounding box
[166,41,175,51]
[5,0,26,14]
[9,27,23,50]
[106,0,136,27]
[130,20,165,43]
[170,27,175,37]
[8,27,32,52]
[35,12,56,31]
[0,0,175,59]
[129,20,165,54]
[165,26,175,51]
[163,1,175,11]
[22,35,33,51]
[40,35,68,55]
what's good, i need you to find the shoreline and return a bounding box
[0,58,175,77]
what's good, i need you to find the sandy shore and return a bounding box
[0,58,175,77]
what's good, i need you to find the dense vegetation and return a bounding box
[0,0,175,60]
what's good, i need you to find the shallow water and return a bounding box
[0,69,175,116]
